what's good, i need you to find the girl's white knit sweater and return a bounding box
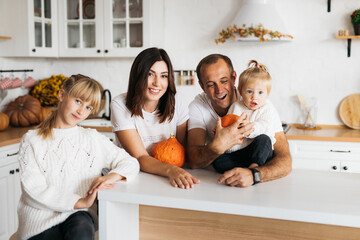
[16,126,139,240]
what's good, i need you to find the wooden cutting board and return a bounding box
[339,93,360,129]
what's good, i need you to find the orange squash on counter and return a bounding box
[0,112,9,131]
[151,133,185,167]
[4,95,42,127]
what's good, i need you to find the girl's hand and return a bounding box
[87,173,124,195]
[167,166,200,189]
[74,189,98,209]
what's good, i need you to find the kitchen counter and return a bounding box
[1,124,359,147]
[0,125,112,147]
[286,124,360,142]
[0,126,32,147]
[98,169,360,240]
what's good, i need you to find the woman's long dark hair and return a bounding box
[126,47,176,123]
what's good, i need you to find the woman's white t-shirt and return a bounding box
[111,93,189,154]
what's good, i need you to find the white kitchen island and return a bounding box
[98,169,360,240]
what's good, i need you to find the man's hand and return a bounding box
[218,168,254,187]
[211,113,254,155]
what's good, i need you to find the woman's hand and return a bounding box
[166,165,200,189]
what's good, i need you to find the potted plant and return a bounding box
[351,9,360,35]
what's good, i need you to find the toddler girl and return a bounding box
[213,60,282,173]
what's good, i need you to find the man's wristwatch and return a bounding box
[250,168,261,185]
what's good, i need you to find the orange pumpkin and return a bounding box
[0,112,9,131]
[151,133,185,167]
[4,95,42,127]
[221,114,239,127]
[39,107,55,122]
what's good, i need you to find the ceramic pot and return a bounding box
[353,24,360,35]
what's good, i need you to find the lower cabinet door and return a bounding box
[292,158,340,172]
[340,161,360,173]
[0,162,18,240]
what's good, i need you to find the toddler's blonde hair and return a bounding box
[238,60,272,94]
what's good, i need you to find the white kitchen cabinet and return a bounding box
[58,0,149,57]
[0,144,20,240]
[0,0,58,57]
[289,140,360,173]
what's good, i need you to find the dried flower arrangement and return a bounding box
[30,74,67,106]
[215,24,293,44]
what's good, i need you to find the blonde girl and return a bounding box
[16,74,139,240]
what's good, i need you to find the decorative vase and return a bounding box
[353,24,360,35]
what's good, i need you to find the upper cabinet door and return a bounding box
[0,0,58,57]
[59,0,148,57]
[29,0,58,56]
[103,0,149,57]
[58,0,104,57]
[0,0,154,58]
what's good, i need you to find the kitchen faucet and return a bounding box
[102,89,112,121]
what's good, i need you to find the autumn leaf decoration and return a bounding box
[215,24,293,44]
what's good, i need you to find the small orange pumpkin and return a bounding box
[4,95,42,127]
[221,114,239,127]
[151,133,185,167]
[0,112,9,131]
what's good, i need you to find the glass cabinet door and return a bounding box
[111,0,143,49]
[66,0,96,49]
[32,0,56,54]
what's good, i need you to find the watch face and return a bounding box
[254,172,261,183]
[251,169,261,184]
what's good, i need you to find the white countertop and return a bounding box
[98,169,360,228]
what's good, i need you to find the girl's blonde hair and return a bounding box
[36,74,103,139]
[238,60,272,94]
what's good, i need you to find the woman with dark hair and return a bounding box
[111,47,199,189]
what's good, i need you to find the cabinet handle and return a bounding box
[9,170,15,174]
[330,150,351,153]
[16,168,19,172]
[104,49,108,53]
[7,151,19,157]
[32,49,36,52]
[343,166,348,171]
[97,49,101,53]
[332,166,337,170]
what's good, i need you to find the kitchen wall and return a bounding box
[1,0,360,125]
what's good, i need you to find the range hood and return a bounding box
[219,0,292,42]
